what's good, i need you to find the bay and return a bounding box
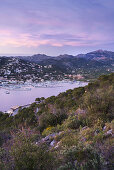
[0,81,88,112]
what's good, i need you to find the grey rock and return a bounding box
[50,140,56,147]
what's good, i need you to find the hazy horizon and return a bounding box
[0,48,114,57]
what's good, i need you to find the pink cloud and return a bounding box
[0,28,113,49]
[0,29,12,36]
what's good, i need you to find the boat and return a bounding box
[6,91,10,94]
[25,88,31,91]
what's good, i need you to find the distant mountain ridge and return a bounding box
[0,50,114,81]
[18,54,52,63]
[16,49,114,63]
[19,50,114,70]
[82,50,114,60]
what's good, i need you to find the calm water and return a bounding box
[0,81,88,112]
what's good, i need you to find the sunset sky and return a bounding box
[0,0,114,56]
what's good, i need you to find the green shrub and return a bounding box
[61,133,78,147]
[57,162,75,170]
[39,112,67,132]
[60,145,105,170]
[82,85,114,124]
[42,126,54,136]
[10,130,56,170]
[63,115,87,130]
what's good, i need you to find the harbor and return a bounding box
[0,80,88,113]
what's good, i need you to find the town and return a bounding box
[0,57,88,85]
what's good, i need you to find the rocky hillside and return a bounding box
[0,73,113,170]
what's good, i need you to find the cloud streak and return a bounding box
[0,0,114,55]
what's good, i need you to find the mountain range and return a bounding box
[17,50,114,71]
[17,49,114,63]
[16,49,114,78]
[0,50,114,81]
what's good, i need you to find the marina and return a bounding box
[0,80,88,113]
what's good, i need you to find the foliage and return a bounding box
[38,112,67,132]
[10,130,56,170]
[59,145,105,170]
[42,126,54,136]
[0,73,114,169]
[63,114,87,130]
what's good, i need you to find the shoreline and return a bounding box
[0,80,88,113]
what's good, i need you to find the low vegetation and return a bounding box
[0,73,114,169]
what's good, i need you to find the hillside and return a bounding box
[0,73,114,170]
[18,54,52,63]
[83,50,114,61]
[0,50,114,81]
[0,57,65,82]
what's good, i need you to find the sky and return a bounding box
[0,0,114,56]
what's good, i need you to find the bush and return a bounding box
[42,126,54,136]
[10,130,56,170]
[57,162,75,170]
[39,112,67,132]
[14,107,37,127]
[61,133,79,147]
[63,115,87,130]
[82,85,114,124]
[60,145,105,170]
